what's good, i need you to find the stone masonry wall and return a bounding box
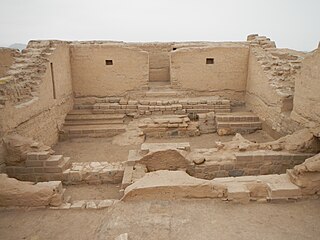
[187,150,314,180]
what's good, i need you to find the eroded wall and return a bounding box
[245,35,306,136]
[0,48,20,77]
[245,49,288,136]
[0,43,73,146]
[291,47,320,126]
[170,44,249,102]
[70,44,149,97]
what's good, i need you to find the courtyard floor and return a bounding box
[0,198,319,240]
[52,130,274,163]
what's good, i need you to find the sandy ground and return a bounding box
[53,131,274,163]
[53,137,139,163]
[64,183,123,200]
[0,199,319,240]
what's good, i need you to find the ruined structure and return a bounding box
[0,34,319,209]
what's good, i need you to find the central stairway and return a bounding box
[59,81,263,139]
[59,110,126,140]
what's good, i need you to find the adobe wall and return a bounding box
[70,44,149,97]
[135,43,172,82]
[0,48,20,77]
[170,44,249,102]
[245,49,287,136]
[245,35,305,136]
[291,47,320,127]
[0,42,73,146]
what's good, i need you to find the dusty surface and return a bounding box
[0,199,319,240]
[64,183,123,200]
[53,131,274,163]
[53,137,139,163]
[146,130,274,147]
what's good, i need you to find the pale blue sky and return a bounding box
[0,0,319,51]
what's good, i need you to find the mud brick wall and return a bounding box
[170,44,249,102]
[70,43,149,97]
[0,42,73,146]
[187,151,314,180]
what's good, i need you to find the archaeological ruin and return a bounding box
[0,34,319,238]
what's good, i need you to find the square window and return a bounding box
[105,60,113,65]
[206,58,214,64]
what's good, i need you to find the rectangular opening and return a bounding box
[105,60,113,65]
[50,63,56,99]
[206,58,214,64]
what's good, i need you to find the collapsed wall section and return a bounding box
[0,48,20,78]
[291,47,320,127]
[0,41,74,165]
[245,35,306,136]
[70,43,149,97]
[170,44,249,102]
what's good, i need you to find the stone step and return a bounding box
[67,110,93,115]
[217,121,262,129]
[226,183,250,203]
[44,155,64,167]
[266,174,302,200]
[145,91,179,97]
[27,151,51,161]
[61,124,126,139]
[216,113,260,122]
[44,157,72,173]
[64,119,124,126]
[65,113,125,120]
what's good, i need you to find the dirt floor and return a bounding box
[53,137,139,163]
[64,183,123,200]
[53,131,274,163]
[0,199,319,240]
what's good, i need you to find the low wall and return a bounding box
[170,44,249,102]
[70,43,149,97]
[187,150,314,180]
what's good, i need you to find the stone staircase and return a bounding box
[216,112,262,135]
[59,109,126,140]
[145,81,183,97]
[91,97,231,116]
[6,151,72,182]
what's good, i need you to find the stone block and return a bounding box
[97,199,114,209]
[44,155,63,166]
[70,200,86,209]
[228,169,244,177]
[115,233,128,240]
[26,160,44,167]
[227,183,250,203]
[86,201,97,209]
